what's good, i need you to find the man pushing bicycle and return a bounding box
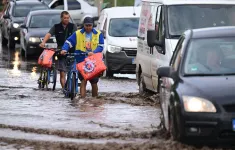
[61,17,104,98]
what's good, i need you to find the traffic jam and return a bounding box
[0,0,235,149]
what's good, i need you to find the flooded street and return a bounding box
[0,42,228,149]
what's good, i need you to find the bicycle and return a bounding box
[64,52,87,100]
[37,48,61,91]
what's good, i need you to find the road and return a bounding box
[0,40,226,149]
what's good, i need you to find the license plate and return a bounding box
[132,58,136,64]
[45,43,57,49]
[233,119,235,131]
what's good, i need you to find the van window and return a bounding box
[68,0,81,10]
[109,18,139,37]
[51,1,64,10]
[156,6,164,41]
[168,5,235,37]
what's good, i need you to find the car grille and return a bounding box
[121,64,136,72]
[122,48,137,57]
[223,104,235,113]
[220,130,235,139]
[40,38,56,43]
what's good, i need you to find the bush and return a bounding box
[103,0,134,7]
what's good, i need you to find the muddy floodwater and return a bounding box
[0,38,231,149]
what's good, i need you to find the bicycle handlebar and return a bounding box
[65,52,87,56]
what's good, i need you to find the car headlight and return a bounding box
[29,37,40,43]
[107,45,122,53]
[183,96,216,113]
[13,23,19,28]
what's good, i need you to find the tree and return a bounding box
[103,0,134,7]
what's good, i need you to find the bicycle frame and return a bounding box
[64,52,87,98]
[66,57,79,96]
[38,48,60,90]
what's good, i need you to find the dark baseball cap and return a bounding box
[84,17,93,25]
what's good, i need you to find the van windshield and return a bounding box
[168,5,235,37]
[109,18,139,37]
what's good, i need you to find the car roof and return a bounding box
[186,27,235,39]
[29,10,62,15]
[102,6,141,18]
[13,0,46,5]
[142,0,235,5]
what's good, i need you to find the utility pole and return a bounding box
[114,0,117,7]
[96,0,103,16]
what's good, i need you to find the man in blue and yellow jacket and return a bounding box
[61,17,104,98]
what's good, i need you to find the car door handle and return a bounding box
[81,12,84,14]
[137,36,145,40]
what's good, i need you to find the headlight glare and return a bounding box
[29,37,40,43]
[183,96,216,113]
[13,23,19,28]
[107,45,122,53]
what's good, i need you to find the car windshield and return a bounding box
[184,37,235,76]
[168,5,235,37]
[109,18,139,37]
[13,4,48,17]
[43,0,53,5]
[29,14,61,28]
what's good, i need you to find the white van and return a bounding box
[136,0,235,94]
[47,0,98,26]
[97,7,141,77]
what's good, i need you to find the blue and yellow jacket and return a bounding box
[62,28,104,63]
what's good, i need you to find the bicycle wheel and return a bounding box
[64,72,70,97]
[43,71,48,90]
[71,73,76,100]
[52,68,57,91]
[38,68,43,89]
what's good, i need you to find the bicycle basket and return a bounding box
[77,53,106,81]
[38,49,55,68]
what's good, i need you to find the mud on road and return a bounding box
[0,43,231,149]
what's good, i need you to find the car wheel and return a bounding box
[159,85,167,131]
[8,34,15,49]
[139,73,147,95]
[169,108,182,141]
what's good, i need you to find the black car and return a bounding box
[20,10,75,58]
[0,0,49,48]
[148,26,235,144]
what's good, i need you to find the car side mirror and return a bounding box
[147,30,163,47]
[3,14,9,19]
[20,24,26,28]
[157,67,172,78]
[157,66,179,80]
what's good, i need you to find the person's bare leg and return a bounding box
[60,71,66,88]
[91,83,98,97]
[80,80,87,98]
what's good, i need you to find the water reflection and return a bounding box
[7,51,21,76]
[70,98,105,119]
[30,66,38,79]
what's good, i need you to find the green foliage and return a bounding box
[103,0,134,7]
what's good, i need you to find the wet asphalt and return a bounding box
[0,37,230,149]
